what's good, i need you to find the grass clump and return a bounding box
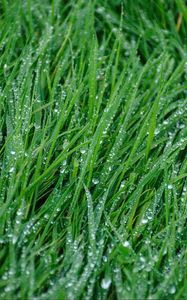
[0,0,187,299]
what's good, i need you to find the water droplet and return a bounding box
[169,286,176,294]
[12,235,17,244]
[9,167,15,173]
[80,149,86,154]
[60,168,65,174]
[167,184,173,190]
[44,214,49,220]
[63,139,69,149]
[141,218,148,225]
[92,178,99,185]
[101,278,111,289]
[62,160,67,166]
[96,7,105,14]
[140,256,146,263]
[123,241,130,248]
[102,255,108,262]
[120,181,125,189]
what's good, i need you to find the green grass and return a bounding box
[0,0,187,299]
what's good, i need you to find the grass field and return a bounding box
[0,1,187,299]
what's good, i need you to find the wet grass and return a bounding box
[0,1,187,299]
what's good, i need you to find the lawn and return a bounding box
[0,0,187,299]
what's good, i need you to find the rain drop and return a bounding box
[101,278,111,290]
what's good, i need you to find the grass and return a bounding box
[0,0,187,299]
